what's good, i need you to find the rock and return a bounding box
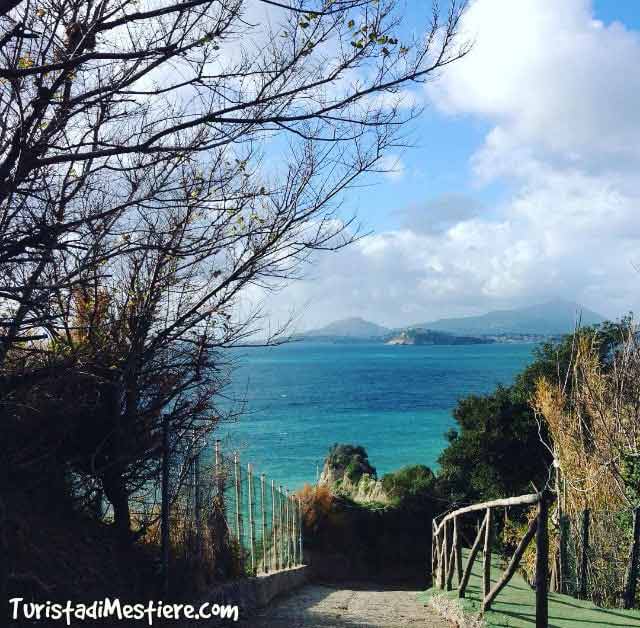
[318,445,391,505]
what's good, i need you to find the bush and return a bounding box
[327,444,376,482]
[382,465,436,503]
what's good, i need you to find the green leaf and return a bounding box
[347,19,355,29]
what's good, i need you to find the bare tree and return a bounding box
[1,0,469,540]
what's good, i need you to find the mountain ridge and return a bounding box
[302,300,607,339]
[302,316,390,338]
[409,299,605,336]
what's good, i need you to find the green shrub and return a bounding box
[382,464,436,502]
[327,444,376,483]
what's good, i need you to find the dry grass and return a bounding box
[531,323,640,605]
[427,591,486,628]
[297,483,334,530]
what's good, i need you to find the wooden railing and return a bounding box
[431,491,555,628]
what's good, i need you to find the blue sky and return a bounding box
[354,0,640,233]
[258,0,640,330]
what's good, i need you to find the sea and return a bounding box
[217,341,535,490]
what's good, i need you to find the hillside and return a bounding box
[302,317,390,339]
[411,299,605,336]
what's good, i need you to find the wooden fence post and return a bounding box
[261,474,267,573]
[298,496,304,565]
[443,520,450,590]
[455,516,463,586]
[293,495,299,565]
[161,415,170,597]
[438,524,446,589]
[294,495,298,565]
[535,494,549,628]
[624,506,640,609]
[292,494,297,566]
[446,517,458,590]
[234,453,242,548]
[214,440,223,497]
[290,492,295,566]
[483,507,492,603]
[284,489,290,568]
[247,464,256,575]
[271,479,278,571]
[279,485,285,568]
[431,521,438,586]
[484,515,538,611]
[278,484,287,569]
[459,513,487,599]
[578,508,589,599]
[558,514,569,594]
[193,444,202,556]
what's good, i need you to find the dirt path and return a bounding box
[237,583,451,627]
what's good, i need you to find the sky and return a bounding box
[249,0,640,332]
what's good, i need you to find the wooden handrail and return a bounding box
[431,490,554,628]
[434,492,541,534]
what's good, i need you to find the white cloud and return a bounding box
[430,0,640,170]
[253,0,640,330]
[376,153,406,182]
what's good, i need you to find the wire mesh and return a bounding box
[565,508,635,607]
[127,439,304,582]
[219,448,303,575]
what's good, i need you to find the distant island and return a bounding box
[385,329,492,345]
[297,300,606,345]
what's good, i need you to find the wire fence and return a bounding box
[562,508,637,607]
[126,438,303,592]
[220,443,303,575]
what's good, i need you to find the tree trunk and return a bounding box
[102,472,131,544]
[0,494,8,618]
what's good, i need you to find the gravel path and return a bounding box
[237,583,451,628]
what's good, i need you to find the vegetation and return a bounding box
[431,319,640,610]
[421,547,640,627]
[533,320,640,511]
[382,464,436,503]
[436,322,627,506]
[327,443,377,483]
[298,479,439,585]
[0,0,467,602]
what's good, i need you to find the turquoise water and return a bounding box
[217,342,535,489]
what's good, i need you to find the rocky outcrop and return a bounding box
[318,445,391,505]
